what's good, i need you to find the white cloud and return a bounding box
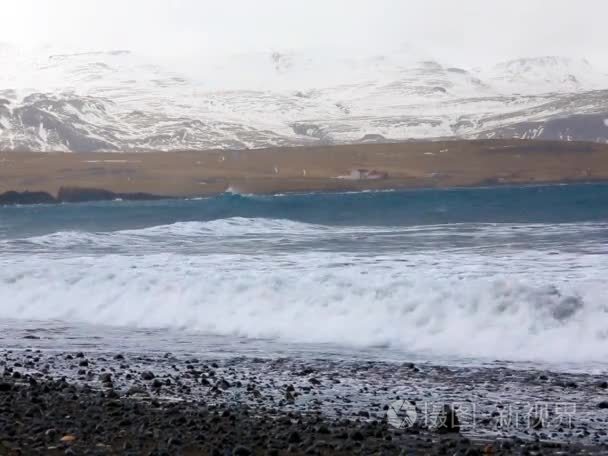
[1,0,606,68]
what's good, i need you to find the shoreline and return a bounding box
[2,347,607,455]
[2,139,608,204]
[3,178,608,207]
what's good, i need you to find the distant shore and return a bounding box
[2,139,608,204]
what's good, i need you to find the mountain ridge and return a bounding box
[1,47,607,152]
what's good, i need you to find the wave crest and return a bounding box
[0,253,605,363]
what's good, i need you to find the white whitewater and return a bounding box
[1,218,606,365]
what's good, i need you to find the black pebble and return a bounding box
[141,371,155,381]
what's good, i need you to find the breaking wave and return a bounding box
[0,245,606,363]
[3,217,607,256]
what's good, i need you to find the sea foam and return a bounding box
[0,222,606,364]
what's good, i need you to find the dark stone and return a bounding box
[167,437,182,447]
[0,191,56,206]
[217,379,231,390]
[287,431,301,444]
[57,187,116,203]
[530,414,543,430]
[501,441,513,450]
[233,445,252,456]
[0,382,12,392]
[350,430,365,441]
[598,401,608,409]
[126,386,146,395]
[317,425,330,435]
[435,405,460,434]
[296,368,314,376]
[106,389,119,399]
[141,371,155,381]
[57,187,166,203]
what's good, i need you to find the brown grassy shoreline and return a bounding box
[2,139,608,198]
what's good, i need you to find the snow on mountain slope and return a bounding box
[1,45,608,152]
[485,57,605,94]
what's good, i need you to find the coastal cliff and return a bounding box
[0,188,166,205]
[0,191,56,205]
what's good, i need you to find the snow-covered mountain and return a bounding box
[1,45,608,152]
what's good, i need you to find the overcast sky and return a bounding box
[1,0,606,68]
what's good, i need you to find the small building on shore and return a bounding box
[340,169,388,180]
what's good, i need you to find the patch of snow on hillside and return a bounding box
[1,46,608,151]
